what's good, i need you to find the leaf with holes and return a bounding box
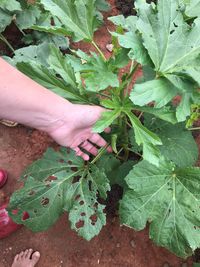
[127,0,200,119]
[8,148,111,240]
[144,115,199,168]
[120,159,200,258]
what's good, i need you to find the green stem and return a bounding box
[188,127,200,131]
[91,144,109,165]
[92,41,107,61]
[0,33,15,54]
[124,63,140,96]
[98,92,112,99]
[123,116,129,161]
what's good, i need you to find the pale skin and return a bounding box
[0,58,111,160]
[0,58,111,266]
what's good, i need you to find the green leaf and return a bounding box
[184,0,200,18]
[130,78,178,108]
[39,0,102,42]
[145,116,199,167]
[96,154,135,187]
[109,15,152,65]
[93,110,121,133]
[95,0,110,11]
[135,0,200,73]
[16,4,41,30]
[135,105,177,124]
[48,46,77,88]
[0,8,12,32]
[12,43,50,66]
[176,92,195,122]
[125,110,162,165]
[8,148,110,240]
[17,62,88,103]
[76,51,119,92]
[120,159,200,258]
[0,0,21,11]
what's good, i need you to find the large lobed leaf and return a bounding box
[110,0,200,122]
[144,115,199,168]
[33,0,104,42]
[8,148,111,240]
[120,159,200,258]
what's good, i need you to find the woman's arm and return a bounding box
[0,58,110,160]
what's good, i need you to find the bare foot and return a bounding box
[11,249,40,267]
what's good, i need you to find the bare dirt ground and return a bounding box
[0,1,199,266]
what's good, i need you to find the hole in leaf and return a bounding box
[58,193,61,197]
[88,180,92,191]
[41,197,49,206]
[28,190,35,196]
[173,22,178,27]
[194,226,197,229]
[22,212,29,221]
[45,175,57,182]
[93,202,98,209]
[81,212,86,216]
[66,148,70,154]
[90,214,97,224]
[75,220,84,228]
[75,195,81,201]
[79,200,84,206]
[33,209,37,213]
[71,167,78,172]
[68,160,72,165]
[73,176,81,183]
[170,30,175,35]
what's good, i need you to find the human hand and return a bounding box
[47,104,111,160]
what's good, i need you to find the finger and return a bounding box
[73,147,89,161]
[80,140,98,156]
[104,127,111,133]
[89,133,107,147]
[89,134,112,152]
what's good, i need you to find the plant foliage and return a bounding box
[4,0,200,259]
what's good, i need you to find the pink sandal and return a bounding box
[0,169,8,189]
[0,169,21,239]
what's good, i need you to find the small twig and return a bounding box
[138,112,144,120]
[91,41,107,61]
[0,33,15,53]
[91,144,110,164]
[188,127,200,131]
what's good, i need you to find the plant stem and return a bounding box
[138,112,143,120]
[123,116,129,161]
[92,41,107,61]
[124,63,140,96]
[188,127,200,131]
[98,92,112,99]
[0,34,15,54]
[91,144,109,164]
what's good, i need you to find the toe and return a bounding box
[27,248,33,259]
[30,251,40,266]
[24,249,29,258]
[14,254,19,262]
[19,251,24,259]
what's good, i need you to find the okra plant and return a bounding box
[6,0,200,259]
